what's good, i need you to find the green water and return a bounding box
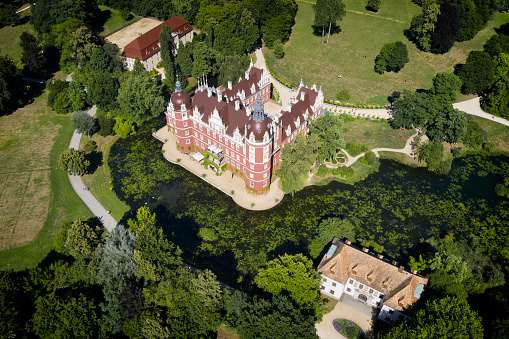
[110,117,509,279]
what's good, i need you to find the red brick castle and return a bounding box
[166,63,324,192]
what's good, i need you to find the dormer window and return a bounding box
[352,263,358,275]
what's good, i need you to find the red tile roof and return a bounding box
[122,16,192,61]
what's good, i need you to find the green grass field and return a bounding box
[80,134,130,221]
[0,82,93,271]
[0,17,35,66]
[470,115,509,152]
[99,6,140,36]
[266,0,509,105]
[343,119,414,149]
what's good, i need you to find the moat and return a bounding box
[110,117,509,280]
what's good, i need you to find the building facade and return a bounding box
[122,16,193,71]
[165,63,324,192]
[317,238,428,323]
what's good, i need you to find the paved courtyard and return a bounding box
[316,294,377,339]
[105,17,162,50]
[154,127,285,210]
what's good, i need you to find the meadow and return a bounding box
[265,0,509,105]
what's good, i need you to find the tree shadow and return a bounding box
[86,150,103,174]
[267,239,308,260]
[90,9,111,34]
[495,23,509,36]
[311,24,342,37]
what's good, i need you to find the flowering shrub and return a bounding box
[332,319,363,339]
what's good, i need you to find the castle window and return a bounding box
[250,181,254,187]
[225,139,228,145]
[186,139,190,144]
[195,140,199,145]
[183,122,187,127]
[226,158,229,163]
[185,130,189,136]
[263,181,267,187]
[237,163,240,169]
[330,290,335,295]
[346,288,351,292]
[232,161,235,167]
[264,163,268,169]
[332,282,336,287]
[250,164,254,170]
[195,132,197,137]
[249,173,253,178]
[199,125,202,131]
[264,172,267,178]
[194,122,196,127]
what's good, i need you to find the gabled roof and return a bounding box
[280,87,316,138]
[122,16,192,61]
[317,238,428,313]
[223,67,263,100]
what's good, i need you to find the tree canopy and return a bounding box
[308,112,345,162]
[313,0,346,43]
[58,148,90,176]
[254,253,322,319]
[380,296,483,339]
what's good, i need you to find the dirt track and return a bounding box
[105,17,162,50]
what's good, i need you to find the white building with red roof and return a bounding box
[122,16,193,71]
[166,62,324,192]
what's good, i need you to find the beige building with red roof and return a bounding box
[318,238,428,323]
[122,16,193,71]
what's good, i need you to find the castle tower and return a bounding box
[166,78,192,151]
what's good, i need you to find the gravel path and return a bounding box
[453,97,509,126]
[68,105,117,231]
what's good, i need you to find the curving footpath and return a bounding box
[453,98,509,127]
[68,105,117,231]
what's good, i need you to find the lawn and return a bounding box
[0,13,35,66]
[99,5,141,37]
[266,0,509,105]
[80,134,130,221]
[470,115,509,153]
[0,78,92,270]
[343,119,415,149]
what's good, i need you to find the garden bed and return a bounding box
[333,319,364,339]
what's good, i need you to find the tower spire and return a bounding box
[175,73,181,93]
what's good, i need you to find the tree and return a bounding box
[408,1,441,52]
[0,3,19,28]
[276,133,321,195]
[71,110,96,137]
[274,40,285,59]
[20,32,47,75]
[308,113,345,162]
[87,72,119,109]
[32,293,99,339]
[366,0,381,12]
[308,218,355,258]
[134,223,183,281]
[457,51,494,94]
[132,57,147,76]
[380,296,483,339]
[191,42,222,77]
[0,55,24,115]
[336,89,350,101]
[314,0,346,43]
[67,79,86,111]
[159,25,175,91]
[217,55,248,87]
[175,41,193,77]
[84,47,113,77]
[416,141,444,172]
[117,73,165,125]
[386,41,409,72]
[429,72,462,104]
[58,148,90,175]
[53,92,72,114]
[113,117,136,138]
[254,253,322,319]
[430,2,460,54]
[463,119,485,148]
[483,34,509,57]
[96,224,138,333]
[482,53,509,118]
[237,295,319,339]
[375,42,409,74]
[68,26,100,67]
[64,219,103,259]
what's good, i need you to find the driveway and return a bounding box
[316,295,376,339]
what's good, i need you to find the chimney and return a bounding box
[411,269,417,275]
[398,266,405,273]
[207,87,212,97]
[377,254,384,259]
[287,102,292,111]
[300,91,305,101]
[235,100,240,111]
[362,247,369,253]
[228,81,232,90]
[245,70,250,80]
[246,106,251,116]
[345,240,351,245]
[392,260,398,266]
[217,89,222,102]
